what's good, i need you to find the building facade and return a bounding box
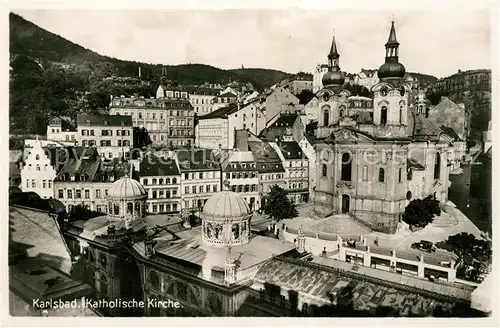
[46,117,77,145]
[109,96,195,148]
[20,138,57,199]
[264,87,301,123]
[139,154,181,214]
[76,114,133,160]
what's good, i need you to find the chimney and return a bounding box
[138,66,142,78]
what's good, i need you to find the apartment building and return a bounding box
[176,149,222,214]
[139,154,181,214]
[109,96,195,148]
[269,140,309,204]
[76,114,133,160]
[53,149,132,213]
[46,117,77,145]
[219,150,260,211]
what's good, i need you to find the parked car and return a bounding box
[411,240,436,252]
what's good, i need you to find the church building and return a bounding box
[311,22,455,234]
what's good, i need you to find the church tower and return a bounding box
[372,20,409,138]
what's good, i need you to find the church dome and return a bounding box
[200,180,252,247]
[377,61,406,80]
[108,177,147,200]
[322,70,345,87]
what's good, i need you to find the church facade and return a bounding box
[311,22,454,234]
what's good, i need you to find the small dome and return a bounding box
[108,177,147,200]
[202,181,250,221]
[377,61,406,80]
[322,70,345,87]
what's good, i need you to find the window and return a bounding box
[322,164,327,177]
[36,164,40,171]
[380,106,388,125]
[323,110,329,127]
[58,189,64,198]
[399,106,403,124]
[398,168,403,183]
[406,191,412,200]
[407,169,413,181]
[378,168,385,183]
[185,186,189,194]
[143,179,148,185]
[67,190,73,199]
[152,191,157,199]
[434,152,441,180]
[192,186,196,193]
[75,189,82,199]
[341,153,352,181]
[35,154,40,160]
[31,179,36,188]
[42,180,46,188]
[96,189,101,198]
[362,165,368,181]
[85,190,90,199]
[152,178,157,185]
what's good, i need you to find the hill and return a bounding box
[9,12,291,134]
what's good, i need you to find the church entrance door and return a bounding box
[341,194,350,214]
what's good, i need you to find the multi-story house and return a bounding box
[195,102,266,150]
[313,64,329,93]
[20,138,59,199]
[176,149,222,214]
[46,117,77,145]
[219,150,260,211]
[211,92,238,111]
[109,96,195,148]
[76,114,133,160]
[156,84,221,117]
[53,148,132,213]
[139,154,181,214]
[234,130,286,210]
[287,75,313,95]
[429,69,491,95]
[428,96,469,140]
[356,69,379,89]
[270,140,309,204]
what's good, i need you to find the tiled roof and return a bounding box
[139,154,180,176]
[9,205,73,273]
[218,92,238,98]
[409,110,443,141]
[93,160,132,182]
[176,149,221,172]
[248,141,282,162]
[271,114,298,128]
[276,141,304,159]
[220,151,256,171]
[197,103,239,120]
[77,114,132,127]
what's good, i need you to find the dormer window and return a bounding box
[86,120,91,125]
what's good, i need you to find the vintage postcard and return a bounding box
[3,0,497,325]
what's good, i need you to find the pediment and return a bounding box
[329,129,374,142]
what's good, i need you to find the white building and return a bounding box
[269,140,309,204]
[46,117,77,145]
[195,102,266,150]
[313,64,329,93]
[219,150,260,211]
[20,138,57,199]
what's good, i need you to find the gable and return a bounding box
[329,129,374,142]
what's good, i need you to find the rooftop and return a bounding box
[176,149,221,172]
[77,114,132,127]
[197,103,239,120]
[276,141,304,160]
[139,154,180,177]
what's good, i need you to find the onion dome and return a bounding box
[201,180,250,221]
[108,177,147,200]
[377,20,406,81]
[322,34,345,88]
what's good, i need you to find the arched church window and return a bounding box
[425,108,430,118]
[36,155,40,160]
[400,87,405,96]
[434,152,441,180]
[398,168,403,183]
[322,164,327,177]
[380,87,388,97]
[362,165,368,181]
[378,168,385,183]
[380,107,388,125]
[176,281,188,302]
[323,110,329,127]
[323,94,330,102]
[407,169,413,181]
[406,191,412,200]
[341,153,352,182]
[419,105,423,114]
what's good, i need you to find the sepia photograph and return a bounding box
[5,3,495,321]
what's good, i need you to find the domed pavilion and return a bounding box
[200,180,252,247]
[106,176,148,224]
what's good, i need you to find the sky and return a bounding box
[13,8,492,78]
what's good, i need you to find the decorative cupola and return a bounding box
[377,20,406,82]
[322,33,345,88]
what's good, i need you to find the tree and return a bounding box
[263,185,298,222]
[402,195,440,228]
